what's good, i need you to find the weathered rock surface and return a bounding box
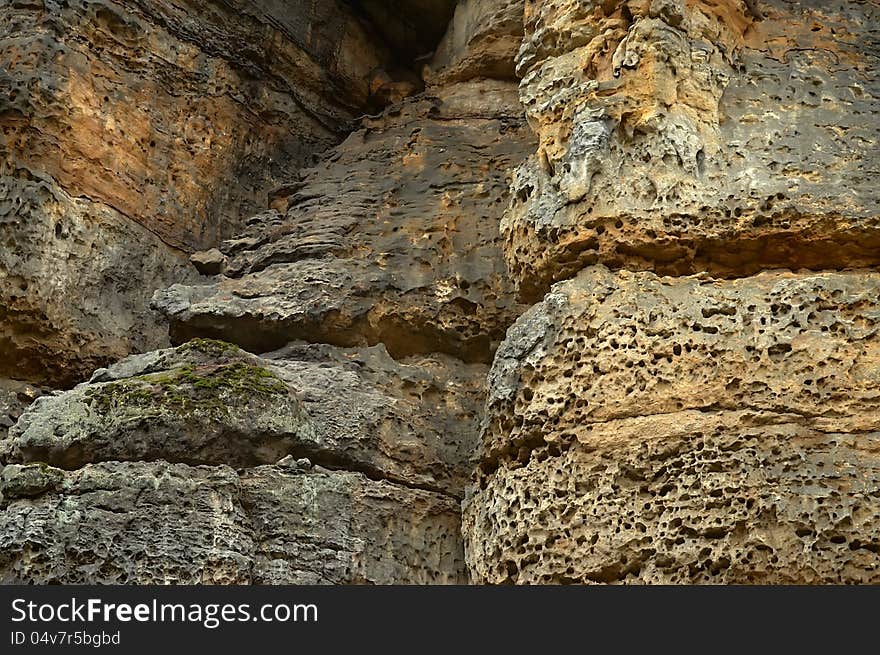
[0,0,535,586]
[427,0,524,85]
[1,339,484,496]
[0,174,198,386]
[2,0,388,250]
[0,337,475,583]
[264,342,487,496]
[0,379,43,442]
[0,0,393,385]
[154,79,534,364]
[8,0,879,587]
[1,340,314,470]
[503,0,880,301]
[465,267,880,583]
[0,461,464,584]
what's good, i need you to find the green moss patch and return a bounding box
[176,338,242,358]
[84,361,288,418]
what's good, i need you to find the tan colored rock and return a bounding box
[154,80,535,364]
[466,266,880,583]
[504,0,880,300]
[428,0,525,84]
[190,248,227,276]
[1,0,386,250]
[0,0,392,385]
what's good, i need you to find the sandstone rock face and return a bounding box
[428,0,524,84]
[6,0,880,587]
[263,342,487,497]
[2,0,386,250]
[1,0,532,585]
[153,80,534,364]
[464,0,880,584]
[0,461,464,584]
[503,0,880,301]
[466,268,880,583]
[0,0,391,385]
[0,175,198,386]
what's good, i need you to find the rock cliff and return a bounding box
[1,0,878,584]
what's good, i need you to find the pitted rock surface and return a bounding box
[503,0,880,301]
[0,0,392,385]
[465,267,880,583]
[153,81,535,364]
[5,0,880,587]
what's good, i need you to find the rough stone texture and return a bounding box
[0,0,391,386]
[0,340,315,470]
[10,0,880,587]
[153,80,535,365]
[0,461,465,584]
[0,379,43,442]
[243,465,465,584]
[0,0,535,585]
[264,342,487,496]
[465,267,880,583]
[1,0,387,250]
[503,0,880,301]
[427,0,525,85]
[190,248,227,276]
[0,339,483,496]
[0,174,198,386]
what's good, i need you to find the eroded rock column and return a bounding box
[466,0,880,583]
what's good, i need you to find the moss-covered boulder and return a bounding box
[0,340,317,468]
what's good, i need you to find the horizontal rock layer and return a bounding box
[154,79,535,364]
[503,0,880,301]
[465,267,880,583]
[0,460,464,584]
[0,338,477,583]
[2,339,484,497]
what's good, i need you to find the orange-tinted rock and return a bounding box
[503,0,880,301]
[0,0,392,385]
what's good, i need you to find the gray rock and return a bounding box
[1,340,317,470]
[190,248,227,276]
[0,461,466,584]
